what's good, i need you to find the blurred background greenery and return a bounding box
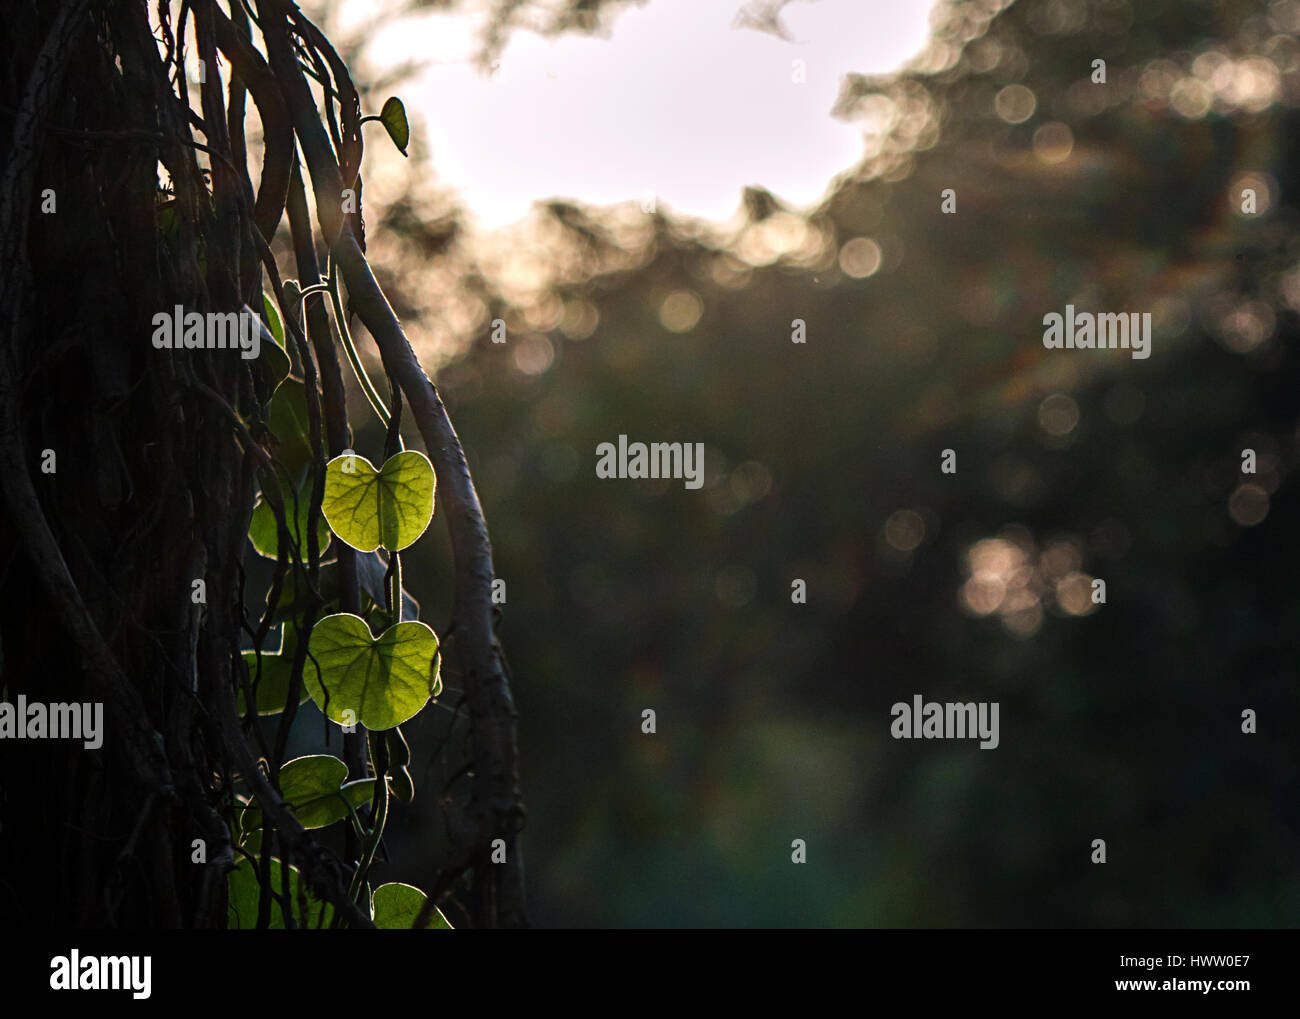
[267,0,1300,926]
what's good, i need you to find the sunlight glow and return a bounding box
[360,0,939,229]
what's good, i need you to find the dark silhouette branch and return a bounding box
[212,1,293,244]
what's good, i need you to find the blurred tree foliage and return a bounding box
[361,0,1300,926]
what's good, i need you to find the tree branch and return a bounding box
[211,1,293,243]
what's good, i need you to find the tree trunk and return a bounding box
[1,0,526,930]
[0,0,249,927]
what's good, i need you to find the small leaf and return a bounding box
[250,299,291,398]
[248,469,331,561]
[379,96,409,156]
[387,765,415,803]
[263,292,285,349]
[322,450,436,553]
[236,822,261,854]
[266,562,322,625]
[239,623,310,716]
[241,755,375,831]
[305,612,438,730]
[227,855,333,929]
[238,786,374,853]
[372,882,452,929]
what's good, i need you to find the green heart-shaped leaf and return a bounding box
[227,855,333,929]
[322,450,435,553]
[380,96,409,156]
[248,469,331,561]
[305,612,440,730]
[266,561,325,625]
[242,755,375,831]
[237,780,372,854]
[372,882,452,929]
[239,623,309,716]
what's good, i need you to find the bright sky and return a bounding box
[360,0,939,229]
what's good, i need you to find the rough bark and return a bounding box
[0,0,522,928]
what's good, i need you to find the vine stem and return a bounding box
[347,728,391,911]
[389,552,403,622]
[326,252,391,430]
